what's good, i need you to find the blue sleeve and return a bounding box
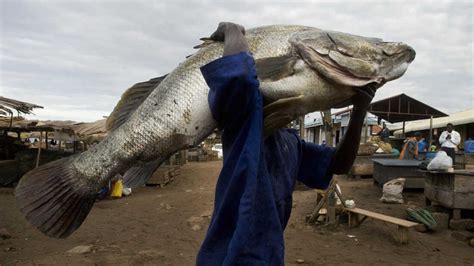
[200,52,260,129]
[297,141,335,189]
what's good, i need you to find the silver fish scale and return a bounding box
[72,25,314,186]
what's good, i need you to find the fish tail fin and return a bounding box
[122,159,163,188]
[15,156,98,238]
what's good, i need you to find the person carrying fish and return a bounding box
[196,22,377,265]
[15,21,415,261]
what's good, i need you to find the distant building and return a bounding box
[303,109,379,146]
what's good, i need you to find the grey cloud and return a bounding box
[1,0,472,122]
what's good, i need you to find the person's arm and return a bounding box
[201,22,257,129]
[450,132,461,146]
[327,84,376,175]
[439,131,446,144]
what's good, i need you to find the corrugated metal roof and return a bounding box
[393,109,474,134]
[368,93,447,123]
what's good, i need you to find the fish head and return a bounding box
[289,29,416,88]
[255,26,415,136]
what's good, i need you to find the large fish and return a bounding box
[15,25,415,238]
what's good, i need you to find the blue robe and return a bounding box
[197,52,334,265]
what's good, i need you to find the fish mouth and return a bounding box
[382,44,416,81]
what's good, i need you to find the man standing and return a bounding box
[439,123,461,164]
[197,22,376,265]
[378,122,390,143]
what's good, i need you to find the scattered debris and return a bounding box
[67,245,93,254]
[138,250,165,257]
[200,210,212,218]
[191,224,202,231]
[347,235,357,238]
[159,203,172,210]
[296,258,305,264]
[0,228,12,240]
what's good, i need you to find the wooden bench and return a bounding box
[345,207,419,244]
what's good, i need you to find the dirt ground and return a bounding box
[1,161,473,265]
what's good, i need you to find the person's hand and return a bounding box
[446,134,451,140]
[352,83,376,111]
[208,22,245,42]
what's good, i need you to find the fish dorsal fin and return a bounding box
[106,75,167,131]
[255,55,298,81]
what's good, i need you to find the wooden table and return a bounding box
[424,170,474,219]
[372,159,424,188]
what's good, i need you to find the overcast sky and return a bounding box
[1,0,472,122]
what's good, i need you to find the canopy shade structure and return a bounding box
[0,96,43,117]
[368,94,447,123]
[393,109,474,135]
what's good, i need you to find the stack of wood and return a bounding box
[145,165,181,187]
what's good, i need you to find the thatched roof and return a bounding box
[0,96,43,116]
[1,118,108,143]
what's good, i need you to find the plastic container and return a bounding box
[465,140,474,153]
[111,180,123,198]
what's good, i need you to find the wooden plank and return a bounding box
[345,207,418,227]
[465,164,474,170]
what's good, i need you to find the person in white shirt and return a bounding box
[439,123,461,164]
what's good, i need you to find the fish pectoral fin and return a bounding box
[292,41,376,87]
[122,159,163,188]
[263,112,295,138]
[15,156,98,238]
[106,75,167,131]
[263,95,305,116]
[255,55,298,81]
[263,95,306,137]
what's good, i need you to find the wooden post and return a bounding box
[321,110,333,147]
[58,140,62,151]
[429,115,433,148]
[299,115,305,140]
[45,131,49,150]
[327,191,336,225]
[364,113,369,143]
[35,131,43,168]
[402,121,406,138]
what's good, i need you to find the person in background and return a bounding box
[429,141,438,152]
[417,133,427,152]
[378,122,390,142]
[439,123,460,164]
[400,132,422,160]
